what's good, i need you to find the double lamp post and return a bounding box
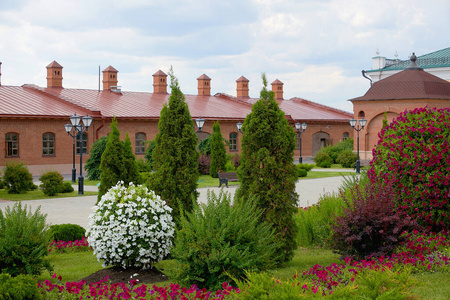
[349,118,366,174]
[64,113,93,195]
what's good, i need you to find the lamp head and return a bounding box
[82,114,93,128]
[236,121,243,132]
[70,113,81,126]
[359,118,367,128]
[64,123,73,134]
[195,117,205,132]
[295,122,301,131]
[349,118,357,128]
[302,122,307,131]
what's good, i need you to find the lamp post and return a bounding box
[349,118,367,174]
[295,122,307,163]
[64,123,77,183]
[194,116,205,133]
[64,113,93,195]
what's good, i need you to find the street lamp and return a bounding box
[236,121,243,133]
[195,117,205,133]
[349,118,367,174]
[295,122,307,163]
[65,113,93,195]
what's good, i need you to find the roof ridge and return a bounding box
[290,97,353,116]
[214,92,254,107]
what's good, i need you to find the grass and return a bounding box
[197,175,239,188]
[411,267,450,300]
[0,189,97,201]
[303,171,355,179]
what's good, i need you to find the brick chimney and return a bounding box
[197,74,211,96]
[271,79,284,100]
[46,61,63,88]
[153,70,168,93]
[236,76,249,98]
[102,66,118,90]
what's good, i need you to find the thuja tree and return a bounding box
[368,107,450,231]
[85,136,108,180]
[148,69,199,226]
[209,121,227,178]
[122,132,141,185]
[235,74,298,262]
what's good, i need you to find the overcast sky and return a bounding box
[0,0,448,112]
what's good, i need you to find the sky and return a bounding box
[0,0,449,112]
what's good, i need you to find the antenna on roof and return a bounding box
[98,65,100,92]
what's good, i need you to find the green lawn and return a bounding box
[0,189,97,201]
[303,171,355,179]
[37,247,449,299]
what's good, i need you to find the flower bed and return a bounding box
[48,237,92,254]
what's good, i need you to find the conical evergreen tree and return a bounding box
[122,132,141,185]
[148,68,199,226]
[98,117,125,201]
[235,74,298,262]
[209,121,227,178]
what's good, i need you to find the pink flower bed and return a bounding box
[48,237,92,253]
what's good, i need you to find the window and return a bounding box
[295,132,301,150]
[229,132,237,151]
[5,133,19,157]
[343,132,349,140]
[135,132,146,154]
[76,133,88,154]
[43,132,55,155]
[358,111,365,118]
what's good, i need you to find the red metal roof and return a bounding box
[351,69,450,101]
[46,61,63,69]
[103,66,118,72]
[0,83,352,122]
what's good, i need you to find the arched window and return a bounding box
[135,132,146,154]
[343,132,349,140]
[229,132,237,151]
[43,132,55,155]
[358,111,365,118]
[5,133,19,157]
[76,133,88,154]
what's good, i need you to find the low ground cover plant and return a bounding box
[0,202,52,276]
[172,190,281,289]
[87,181,175,269]
[0,273,42,299]
[369,107,450,231]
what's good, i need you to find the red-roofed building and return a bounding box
[350,53,450,161]
[0,61,353,175]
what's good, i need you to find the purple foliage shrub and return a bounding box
[198,154,211,175]
[330,180,419,259]
[368,107,450,231]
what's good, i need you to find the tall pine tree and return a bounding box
[235,74,298,262]
[148,69,199,226]
[209,121,227,178]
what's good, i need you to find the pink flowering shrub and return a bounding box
[48,237,92,254]
[368,107,450,231]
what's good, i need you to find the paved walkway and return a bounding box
[0,174,350,229]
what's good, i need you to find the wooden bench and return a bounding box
[218,172,238,188]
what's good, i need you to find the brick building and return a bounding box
[0,61,353,175]
[350,54,450,161]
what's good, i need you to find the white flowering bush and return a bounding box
[87,181,175,269]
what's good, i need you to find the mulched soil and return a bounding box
[81,266,168,285]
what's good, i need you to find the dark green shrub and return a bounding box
[3,163,37,194]
[49,224,86,242]
[317,138,354,164]
[136,158,151,172]
[59,181,74,193]
[369,107,450,231]
[210,122,227,178]
[236,74,298,262]
[197,135,212,155]
[85,136,108,180]
[0,176,5,189]
[140,172,152,184]
[172,190,281,290]
[0,273,41,299]
[329,180,419,259]
[121,132,141,185]
[297,168,307,177]
[0,202,52,276]
[313,151,333,168]
[198,154,211,175]
[144,140,157,170]
[297,163,315,171]
[39,171,64,196]
[336,149,357,168]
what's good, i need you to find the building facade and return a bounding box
[0,61,353,175]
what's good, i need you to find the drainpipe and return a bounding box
[361,70,373,86]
